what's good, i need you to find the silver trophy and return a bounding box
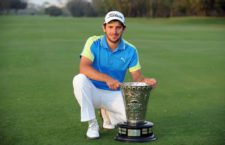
[115,82,156,142]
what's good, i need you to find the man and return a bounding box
[72,11,157,139]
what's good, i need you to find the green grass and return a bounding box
[0,16,225,145]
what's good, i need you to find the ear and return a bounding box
[102,24,106,33]
[123,26,126,32]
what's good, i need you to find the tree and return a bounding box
[10,0,27,13]
[0,0,27,14]
[45,6,63,16]
[200,0,225,16]
[66,0,97,17]
[0,0,10,13]
[92,0,107,16]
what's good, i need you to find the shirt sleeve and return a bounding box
[80,36,97,61]
[128,48,141,72]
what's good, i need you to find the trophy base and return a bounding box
[115,121,156,142]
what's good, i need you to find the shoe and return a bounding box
[86,119,100,139]
[103,121,115,129]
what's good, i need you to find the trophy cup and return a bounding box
[115,82,156,142]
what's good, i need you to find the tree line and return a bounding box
[1,0,224,17]
[67,0,225,17]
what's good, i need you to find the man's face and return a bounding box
[103,21,125,44]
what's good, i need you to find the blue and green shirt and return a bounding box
[81,35,141,90]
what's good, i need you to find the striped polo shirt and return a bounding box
[81,35,141,90]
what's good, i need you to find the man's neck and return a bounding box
[106,39,120,51]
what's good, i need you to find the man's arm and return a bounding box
[130,69,157,88]
[80,56,120,90]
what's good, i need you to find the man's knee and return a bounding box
[73,74,87,87]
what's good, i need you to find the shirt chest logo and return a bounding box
[120,57,126,63]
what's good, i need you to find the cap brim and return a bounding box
[104,18,125,26]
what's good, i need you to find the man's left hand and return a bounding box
[143,78,157,88]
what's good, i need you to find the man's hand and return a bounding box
[143,78,157,88]
[130,70,157,88]
[106,78,121,90]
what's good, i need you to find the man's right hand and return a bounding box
[105,78,121,90]
[80,57,121,90]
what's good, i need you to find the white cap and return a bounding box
[104,11,125,26]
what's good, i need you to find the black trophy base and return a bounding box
[115,121,156,142]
